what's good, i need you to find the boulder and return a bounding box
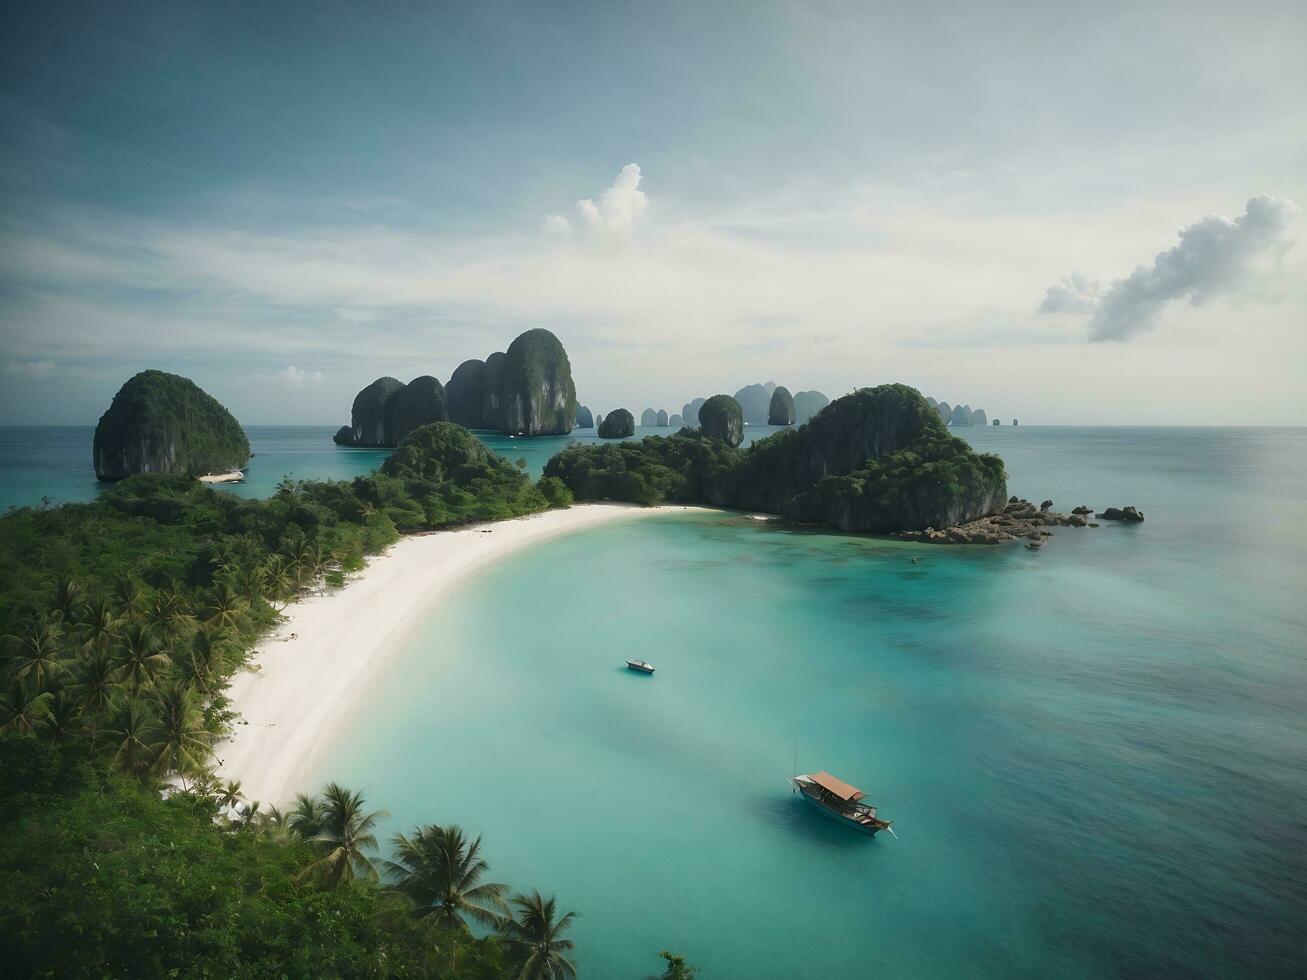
[793,390,831,425]
[1097,506,1145,522]
[1072,505,1092,515]
[383,376,448,445]
[445,358,487,428]
[1040,499,1053,511]
[332,425,355,446]
[700,394,745,447]
[598,408,634,438]
[93,370,251,480]
[768,386,796,425]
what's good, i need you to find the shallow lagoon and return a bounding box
[316,428,1307,977]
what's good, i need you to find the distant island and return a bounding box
[92,369,250,481]
[334,328,578,446]
[546,384,1008,532]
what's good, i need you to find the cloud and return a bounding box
[1038,272,1100,314]
[5,359,56,379]
[547,164,649,244]
[1042,195,1298,342]
[280,365,324,386]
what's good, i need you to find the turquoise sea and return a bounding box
[4,425,1304,975]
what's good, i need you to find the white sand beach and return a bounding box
[215,503,704,806]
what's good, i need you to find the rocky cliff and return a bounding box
[700,395,744,447]
[733,384,772,425]
[93,370,250,481]
[497,329,576,435]
[641,408,658,427]
[574,404,594,428]
[383,376,448,445]
[669,413,684,427]
[598,408,634,438]
[768,386,796,425]
[793,390,830,425]
[445,359,487,428]
[681,397,706,428]
[481,352,508,432]
[657,409,669,427]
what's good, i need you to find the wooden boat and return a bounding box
[625,659,655,674]
[790,771,893,837]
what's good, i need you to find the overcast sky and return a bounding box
[2,0,1304,425]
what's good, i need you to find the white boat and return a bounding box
[791,771,893,837]
[625,659,655,674]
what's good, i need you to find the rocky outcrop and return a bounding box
[594,413,604,429]
[598,408,634,438]
[348,377,405,446]
[574,404,594,428]
[699,395,744,447]
[681,397,706,428]
[768,386,796,425]
[1098,506,1145,522]
[948,404,974,426]
[733,384,772,425]
[896,497,1099,545]
[445,359,487,428]
[936,401,952,422]
[383,376,448,445]
[972,409,988,426]
[793,390,830,425]
[992,419,1000,426]
[1013,419,1019,426]
[481,352,507,432]
[1072,505,1092,515]
[497,329,576,435]
[332,425,355,446]
[641,408,658,427]
[669,413,683,427]
[93,370,250,480]
[657,409,669,427]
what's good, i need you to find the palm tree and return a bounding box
[109,573,144,616]
[52,575,87,623]
[46,690,83,743]
[300,782,386,890]
[257,803,293,841]
[146,593,194,639]
[289,791,327,838]
[73,648,120,749]
[113,623,171,691]
[0,678,54,735]
[3,613,67,691]
[499,890,578,980]
[150,682,211,784]
[218,779,243,809]
[178,626,235,696]
[107,697,155,775]
[385,825,509,929]
[203,584,245,632]
[79,596,120,656]
[263,555,294,610]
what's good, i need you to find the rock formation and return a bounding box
[936,401,952,422]
[700,394,745,447]
[897,497,1098,545]
[1013,419,1019,426]
[641,408,658,427]
[733,384,772,425]
[1097,506,1145,522]
[574,404,594,428]
[948,404,974,426]
[793,390,830,425]
[383,376,448,445]
[332,425,354,446]
[669,413,684,427]
[346,377,405,446]
[681,397,706,428]
[598,408,634,438]
[481,351,507,431]
[992,419,1000,426]
[657,409,669,427]
[93,369,250,480]
[971,409,988,426]
[495,329,577,436]
[768,386,796,425]
[445,359,487,428]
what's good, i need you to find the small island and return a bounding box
[92,370,250,481]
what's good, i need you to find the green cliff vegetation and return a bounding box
[500,329,577,436]
[93,370,250,481]
[598,408,635,438]
[767,386,795,425]
[544,384,1008,531]
[0,423,640,978]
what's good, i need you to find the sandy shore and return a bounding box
[215,503,704,805]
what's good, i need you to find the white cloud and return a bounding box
[1038,272,1101,314]
[280,365,324,386]
[5,359,56,379]
[556,163,649,244]
[1041,195,1298,342]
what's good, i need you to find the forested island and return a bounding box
[546,384,1008,532]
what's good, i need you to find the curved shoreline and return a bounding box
[215,503,706,805]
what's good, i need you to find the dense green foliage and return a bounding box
[698,395,743,448]
[544,384,1008,531]
[93,369,250,480]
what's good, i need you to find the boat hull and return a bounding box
[625,662,654,674]
[797,791,885,836]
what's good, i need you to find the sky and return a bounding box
[1,0,1304,426]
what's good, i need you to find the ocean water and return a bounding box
[309,427,1307,978]
[0,424,783,512]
